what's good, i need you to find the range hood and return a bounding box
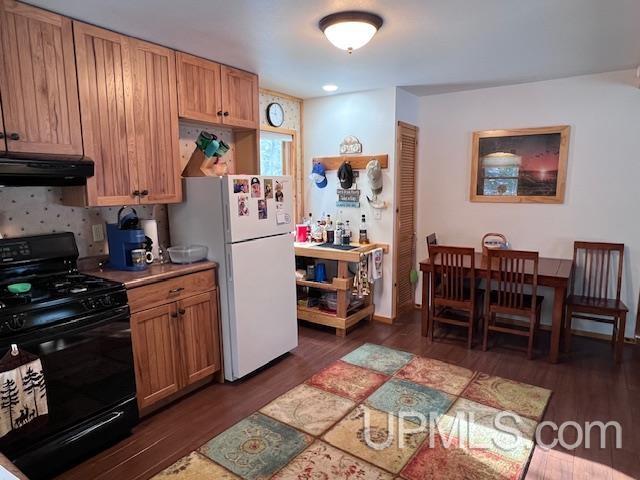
[0,157,94,186]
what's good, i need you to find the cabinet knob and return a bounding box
[169,287,185,294]
[178,308,186,315]
[140,190,149,197]
[132,190,140,197]
[9,133,20,141]
[223,111,229,117]
[171,312,178,318]
[217,110,223,116]
[0,132,4,139]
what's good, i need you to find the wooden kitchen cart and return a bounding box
[294,242,388,336]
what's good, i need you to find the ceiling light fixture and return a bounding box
[319,11,383,54]
[322,84,338,92]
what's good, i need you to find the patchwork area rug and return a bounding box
[152,343,552,480]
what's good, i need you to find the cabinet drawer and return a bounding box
[127,269,216,313]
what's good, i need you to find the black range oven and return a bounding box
[0,233,138,479]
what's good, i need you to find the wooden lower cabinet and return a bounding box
[131,303,180,409]
[130,284,221,411]
[179,291,221,385]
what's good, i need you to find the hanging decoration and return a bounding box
[0,345,48,439]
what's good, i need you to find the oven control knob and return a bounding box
[8,314,26,331]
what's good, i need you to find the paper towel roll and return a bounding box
[141,219,159,259]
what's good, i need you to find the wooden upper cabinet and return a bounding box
[0,0,82,156]
[131,303,181,410]
[220,65,259,129]
[178,290,220,386]
[176,52,222,124]
[130,39,181,204]
[73,21,138,206]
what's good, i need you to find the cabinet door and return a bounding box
[130,39,181,204]
[74,21,139,206]
[178,291,221,385]
[131,303,181,409]
[220,65,258,129]
[176,52,223,124]
[0,1,82,156]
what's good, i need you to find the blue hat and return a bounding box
[310,162,327,188]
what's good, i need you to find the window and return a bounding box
[260,131,293,176]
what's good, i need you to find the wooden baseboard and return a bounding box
[372,314,394,325]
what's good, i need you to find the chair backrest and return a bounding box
[571,241,624,301]
[430,245,475,303]
[426,233,438,257]
[488,249,539,312]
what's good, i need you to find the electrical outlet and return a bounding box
[92,224,105,242]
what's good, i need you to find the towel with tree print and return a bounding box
[0,348,48,438]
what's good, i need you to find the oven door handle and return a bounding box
[0,306,131,349]
[62,410,125,445]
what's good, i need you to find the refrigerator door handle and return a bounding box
[227,250,233,283]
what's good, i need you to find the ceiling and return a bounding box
[28,0,640,99]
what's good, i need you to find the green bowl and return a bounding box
[7,283,32,294]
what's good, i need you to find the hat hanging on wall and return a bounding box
[366,159,383,195]
[337,161,354,189]
[310,161,328,188]
[365,158,387,209]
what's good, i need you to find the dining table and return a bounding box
[419,252,573,363]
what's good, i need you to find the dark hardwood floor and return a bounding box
[57,310,639,480]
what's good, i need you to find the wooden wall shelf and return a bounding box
[312,154,388,170]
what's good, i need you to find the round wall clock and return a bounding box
[266,102,285,127]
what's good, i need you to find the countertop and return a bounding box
[86,261,217,289]
[294,242,388,262]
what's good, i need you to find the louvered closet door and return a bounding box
[395,122,418,312]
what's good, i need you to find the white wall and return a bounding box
[303,88,398,318]
[416,69,640,337]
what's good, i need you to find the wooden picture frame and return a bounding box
[470,125,570,203]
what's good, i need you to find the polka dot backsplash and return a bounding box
[259,93,301,131]
[0,187,169,258]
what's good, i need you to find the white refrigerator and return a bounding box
[169,175,297,381]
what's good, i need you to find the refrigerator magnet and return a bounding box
[238,195,249,216]
[233,179,249,194]
[276,211,290,225]
[264,179,273,199]
[275,181,284,203]
[251,177,261,198]
[258,199,268,219]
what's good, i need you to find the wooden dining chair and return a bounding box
[483,249,544,359]
[564,242,628,363]
[429,245,479,349]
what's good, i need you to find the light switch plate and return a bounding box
[92,224,105,242]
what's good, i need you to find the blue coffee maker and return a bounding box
[106,207,147,271]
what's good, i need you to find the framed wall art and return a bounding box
[470,125,570,203]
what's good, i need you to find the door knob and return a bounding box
[171,312,178,318]
[9,133,20,141]
[217,110,223,116]
[0,132,5,139]
[132,190,140,197]
[178,308,186,315]
[223,111,229,117]
[140,190,149,197]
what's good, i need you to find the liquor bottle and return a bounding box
[343,220,352,245]
[334,222,343,246]
[325,216,334,244]
[359,214,369,244]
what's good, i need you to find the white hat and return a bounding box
[366,159,383,195]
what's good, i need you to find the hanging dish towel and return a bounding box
[353,253,371,298]
[367,248,384,282]
[0,345,48,439]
